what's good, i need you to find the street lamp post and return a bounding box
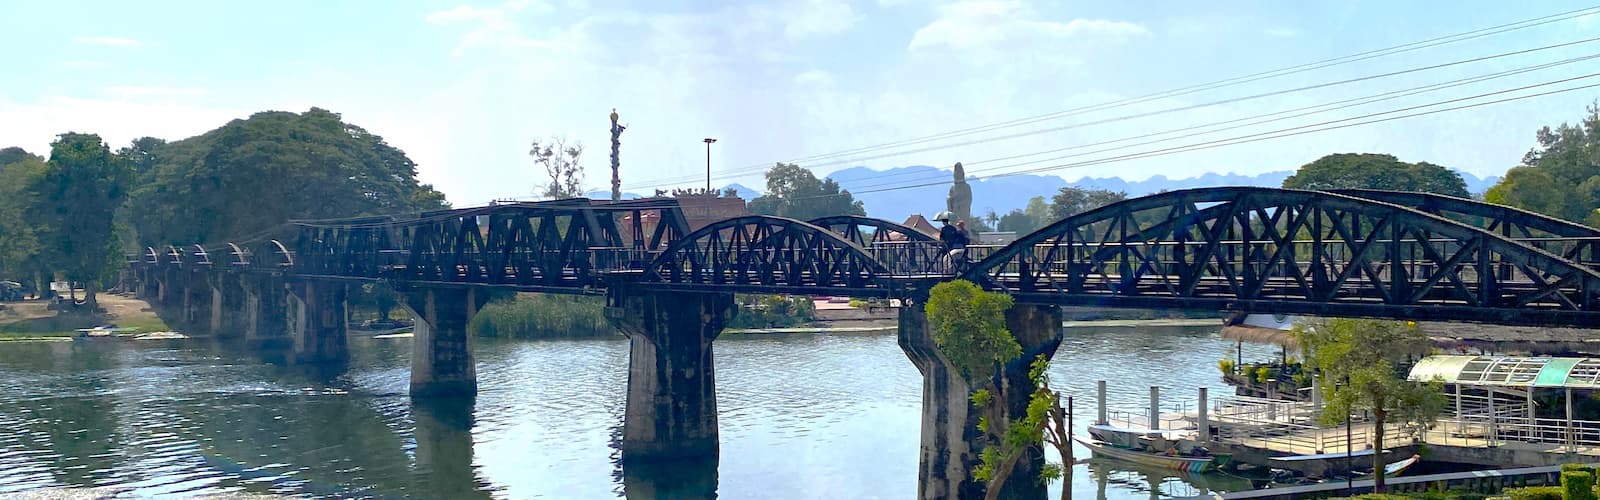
[703,138,717,194]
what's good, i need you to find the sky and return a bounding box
[2,0,1598,207]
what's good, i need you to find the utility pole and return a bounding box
[703,137,717,194]
[610,108,626,202]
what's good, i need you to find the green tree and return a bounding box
[1283,153,1470,197]
[127,108,450,245]
[998,196,1052,234]
[0,157,48,281]
[32,133,135,311]
[116,137,167,177]
[748,163,866,220]
[1294,318,1445,492]
[1485,104,1600,224]
[529,137,584,200]
[926,280,1066,499]
[1050,186,1126,220]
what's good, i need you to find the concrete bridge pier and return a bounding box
[205,273,248,337]
[403,287,489,398]
[899,298,1063,500]
[604,290,733,463]
[241,275,290,348]
[285,281,348,363]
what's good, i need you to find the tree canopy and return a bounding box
[0,156,48,280]
[1295,318,1444,492]
[996,196,1051,235]
[32,133,135,309]
[127,108,449,245]
[748,163,866,220]
[1049,186,1126,220]
[1283,153,1470,197]
[1485,104,1600,224]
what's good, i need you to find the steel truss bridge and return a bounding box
[129,187,1600,328]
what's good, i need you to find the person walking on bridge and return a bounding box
[935,212,969,273]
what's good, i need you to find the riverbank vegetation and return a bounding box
[469,293,615,339]
[726,295,816,329]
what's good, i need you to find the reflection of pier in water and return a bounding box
[1086,460,1255,500]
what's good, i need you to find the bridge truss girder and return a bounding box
[966,187,1600,327]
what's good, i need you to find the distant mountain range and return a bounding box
[823,166,1500,224]
[596,167,1498,224]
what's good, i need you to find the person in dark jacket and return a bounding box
[935,212,969,271]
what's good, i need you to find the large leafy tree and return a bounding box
[1485,104,1600,224]
[116,137,167,177]
[128,108,449,245]
[1050,186,1126,220]
[1283,153,1470,197]
[32,133,135,310]
[748,163,866,220]
[1295,318,1445,493]
[997,196,1052,235]
[0,157,48,282]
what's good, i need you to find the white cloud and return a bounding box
[74,36,142,47]
[908,0,1146,51]
[0,96,243,155]
[775,0,862,40]
[425,0,559,53]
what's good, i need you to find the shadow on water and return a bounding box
[616,456,719,500]
[411,396,495,499]
[607,421,718,499]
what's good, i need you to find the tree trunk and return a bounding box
[1372,408,1387,493]
[83,281,98,313]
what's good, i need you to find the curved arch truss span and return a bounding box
[967,187,1600,326]
[642,216,891,294]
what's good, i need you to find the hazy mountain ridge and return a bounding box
[821,166,1500,224]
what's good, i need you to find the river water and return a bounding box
[0,323,1276,499]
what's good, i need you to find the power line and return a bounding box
[775,5,1600,166]
[833,55,1600,192]
[778,36,1600,174]
[623,5,1600,189]
[783,75,1600,202]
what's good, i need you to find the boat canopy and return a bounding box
[1409,355,1600,388]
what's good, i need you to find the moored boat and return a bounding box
[1073,434,1230,473]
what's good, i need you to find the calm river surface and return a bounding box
[0,323,1275,499]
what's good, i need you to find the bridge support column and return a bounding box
[286,281,348,363]
[605,290,732,463]
[404,288,489,398]
[899,299,1063,500]
[242,276,290,348]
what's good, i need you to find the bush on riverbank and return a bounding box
[469,293,616,338]
[726,295,815,329]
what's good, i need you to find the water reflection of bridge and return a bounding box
[119,187,1600,499]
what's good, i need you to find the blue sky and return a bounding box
[2,0,1598,206]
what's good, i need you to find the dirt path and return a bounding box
[0,293,170,338]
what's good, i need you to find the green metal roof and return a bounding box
[1409,355,1600,389]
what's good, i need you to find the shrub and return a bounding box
[1255,366,1272,384]
[1564,470,1598,500]
[1218,359,1235,376]
[1564,462,1597,478]
[1505,486,1564,500]
[726,295,817,329]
